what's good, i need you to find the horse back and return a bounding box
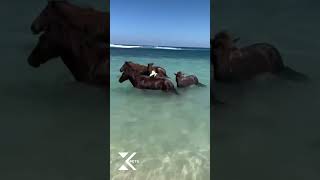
[177,75,198,87]
[138,76,171,90]
[152,66,166,77]
[237,43,284,73]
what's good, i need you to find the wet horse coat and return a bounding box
[119,62,178,94]
[120,61,168,78]
[212,31,307,81]
[28,22,109,86]
[175,71,206,88]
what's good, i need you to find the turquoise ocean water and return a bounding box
[110,46,210,180]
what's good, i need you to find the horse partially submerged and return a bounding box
[28,22,109,86]
[212,31,308,82]
[119,62,178,94]
[174,71,206,88]
[120,61,168,78]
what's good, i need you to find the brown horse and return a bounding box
[31,0,108,45]
[28,22,109,86]
[174,71,206,88]
[119,62,178,94]
[120,61,168,78]
[212,31,307,81]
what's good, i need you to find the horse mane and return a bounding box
[48,0,94,11]
[125,62,134,69]
[47,0,97,34]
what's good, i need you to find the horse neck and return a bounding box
[213,48,232,74]
[60,52,88,81]
[127,72,139,87]
[175,76,180,84]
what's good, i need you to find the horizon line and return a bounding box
[110,43,210,49]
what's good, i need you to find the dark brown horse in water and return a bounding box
[212,31,307,82]
[28,22,109,86]
[31,0,108,46]
[174,71,206,88]
[119,62,178,94]
[120,61,168,78]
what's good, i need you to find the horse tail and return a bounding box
[277,66,309,82]
[193,76,206,87]
[196,82,207,87]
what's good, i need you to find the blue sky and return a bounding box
[110,0,210,48]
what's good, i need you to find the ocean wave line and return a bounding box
[153,46,183,50]
[110,44,142,48]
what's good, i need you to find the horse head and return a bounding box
[119,72,129,83]
[28,31,60,67]
[31,1,68,34]
[120,61,132,72]
[212,31,234,51]
[174,71,184,78]
[213,31,240,51]
[28,27,92,82]
[119,62,138,83]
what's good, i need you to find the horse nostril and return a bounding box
[31,24,39,34]
[31,25,35,33]
[28,56,40,68]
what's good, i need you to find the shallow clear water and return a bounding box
[110,48,210,179]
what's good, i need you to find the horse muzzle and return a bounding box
[27,56,40,68]
[31,24,41,35]
[119,77,124,83]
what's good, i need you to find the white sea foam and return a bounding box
[110,44,142,48]
[153,46,183,50]
[110,44,209,51]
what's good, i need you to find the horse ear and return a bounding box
[126,62,132,68]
